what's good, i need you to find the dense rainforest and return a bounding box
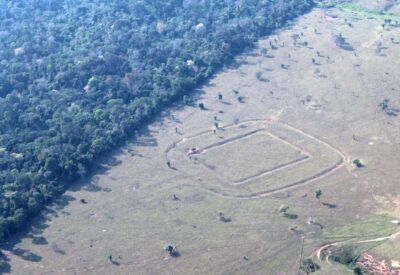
[0,0,314,238]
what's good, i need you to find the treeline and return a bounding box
[0,0,314,238]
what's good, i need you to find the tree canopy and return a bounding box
[0,0,314,238]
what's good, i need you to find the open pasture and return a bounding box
[2,0,400,274]
[167,119,344,198]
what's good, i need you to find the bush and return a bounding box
[331,247,358,266]
[353,159,364,168]
[300,259,320,274]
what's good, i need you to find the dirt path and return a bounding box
[314,229,400,263]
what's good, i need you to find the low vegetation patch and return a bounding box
[337,2,400,21]
[330,246,359,266]
[379,98,399,116]
[300,258,320,274]
[323,215,396,240]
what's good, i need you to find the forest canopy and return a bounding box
[0,0,314,238]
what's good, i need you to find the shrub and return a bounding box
[353,159,364,168]
[300,258,320,273]
[331,247,358,266]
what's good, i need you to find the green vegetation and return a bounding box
[237,96,245,103]
[279,205,298,219]
[353,267,363,275]
[300,258,320,274]
[334,34,354,51]
[330,246,358,265]
[320,215,398,272]
[378,98,399,116]
[379,98,390,111]
[0,0,314,239]
[164,244,180,257]
[337,2,400,21]
[353,159,364,168]
[323,215,396,240]
[315,189,322,200]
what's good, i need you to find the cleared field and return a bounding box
[191,129,306,183]
[167,120,344,198]
[198,131,305,182]
[2,0,400,274]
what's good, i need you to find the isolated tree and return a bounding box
[315,189,322,201]
[281,64,289,69]
[353,159,364,168]
[279,205,290,216]
[218,212,231,223]
[164,244,179,257]
[378,98,390,111]
[300,258,320,274]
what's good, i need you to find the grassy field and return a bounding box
[166,120,343,198]
[2,0,400,274]
[337,2,400,21]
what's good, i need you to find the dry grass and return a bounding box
[3,0,400,274]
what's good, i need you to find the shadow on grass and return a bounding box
[322,202,337,209]
[0,74,214,273]
[283,213,298,220]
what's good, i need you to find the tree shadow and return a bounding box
[110,259,120,265]
[0,207,56,271]
[226,59,243,70]
[246,52,261,57]
[53,194,76,211]
[204,82,216,88]
[31,236,48,245]
[132,127,158,147]
[51,242,65,255]
[283,213,298,220]
[12,248,42,262]
[0,62,212,270]
[0,155,132,271]
[170,251,181,258]
[322,202,337,209]
[80,182,103,193]
[0,193,83,271]
[0,14,309,271]
[0,253,11,273]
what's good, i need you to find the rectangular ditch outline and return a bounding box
[193,128,313,185]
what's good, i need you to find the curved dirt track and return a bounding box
[314,229,400,264]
